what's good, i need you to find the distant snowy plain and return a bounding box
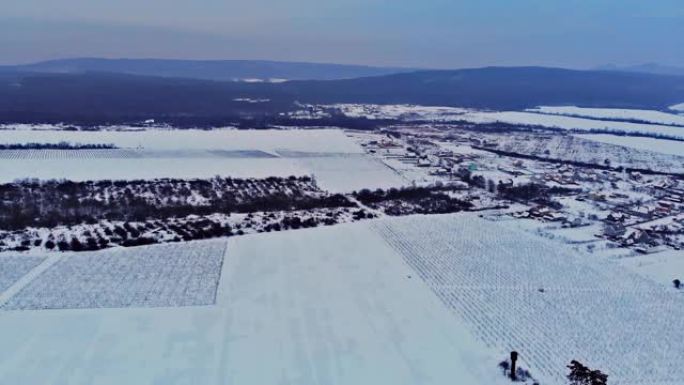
[0,129,406,192]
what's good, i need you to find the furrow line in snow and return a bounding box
[0,254,63,308]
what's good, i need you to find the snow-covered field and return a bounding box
[617,249,684,287]
[3,240,227,310]
[0,128,363,153]
[483,132,684,173]
[1,214,682,384]
[0,221,503,385]
[1,124,682,384]
[0,157,308,182]
[529,106,684,126]
[290,104,684,140]
[0,129,408,190]
[374,214,684,385]
[0,149,278,159]
[295,154,407,192]
[0,256,45,292]
[459,111,684,139]
[576,134,684,157]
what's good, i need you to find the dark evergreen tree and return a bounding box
[567,360,608,385]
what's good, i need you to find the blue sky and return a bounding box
[2,0,683,68]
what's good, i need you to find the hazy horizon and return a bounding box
[2,0,683,68]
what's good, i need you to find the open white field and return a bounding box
[0,128,363,153]
[617,249,684,287]
[529,106,684,126]
[0,157,308,182]
[0,221,503,385]
[576,134,684,157]
[0,149,278,159]
[374,214,684,385]
[0,129,409,191]
[295,154,407,192]
[460,111,684,139]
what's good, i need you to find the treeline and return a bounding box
[570,128,684,142]
[0,112,396,131]
[0,176,355,230]
[534,111,684,129]
[0,141,117,150]
[354,186,472,215]
[497,183,575,207]
[474,146,684,177]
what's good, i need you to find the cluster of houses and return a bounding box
[362,134,483,181]
[604,209,684,252]
[358,129,684,255]
[511,206,568,223]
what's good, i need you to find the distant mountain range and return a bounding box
[1,63,683,124]
[284,67,684,109]
[1,58,416,81]
[598,63,684,77]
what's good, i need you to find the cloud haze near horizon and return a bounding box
[2,0,683,68]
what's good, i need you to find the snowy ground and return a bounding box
[2,240,227,310]
[375,214,684,385]
[0,157,308,182]
[576,134,684,157]
[290,104,684,139]
[0,129,407,191]
[0,128,363,154]
[528,106,684,126]
[459,111,684,139]
[0,256,45,292]
[617,249,684,287]
[1,214,682,384]
[480,132,684,173]
[0,221,504,385]
[1,125,682,384]
[295,154,407,192]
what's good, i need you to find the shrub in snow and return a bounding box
[567,360,608,385]
[57,240,70,251]
[70,238,84,252]
[498,360,510,375]
[498,356,535,383]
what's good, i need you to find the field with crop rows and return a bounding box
[373,214,684,385]
[0,256,45,292]
[0,149,143,160]
[2,240,227,310]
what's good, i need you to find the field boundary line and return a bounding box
[211,239,230,305]
[0,254,63,308]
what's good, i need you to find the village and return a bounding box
[351,126,684,258]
